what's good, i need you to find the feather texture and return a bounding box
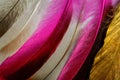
[44,0,89,79]
[0,0,39,49]
[73,0,120,79]
[0,0,18,37]
[30,0,86,79]
[30,13,76,80]
[90,4,120,80]
[58,0,112,80]
[0,0,73,79]
[0,0,44,64]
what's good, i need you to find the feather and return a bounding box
[58,0,113,80]
[0,0,73,79]
[90,4,120,80]
[112,0,120,6]
[74,0,120,79]
[30,12,76,80]
[0,0,18,23]
[74,6,115,80]
[0,0,39,49]
[0,0,21,37]
[30,0,86,79]
[0,0,43,64]
[44,0,90,79]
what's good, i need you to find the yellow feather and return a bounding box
[90,4,120,80]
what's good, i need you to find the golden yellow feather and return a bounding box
[90,4,120,80]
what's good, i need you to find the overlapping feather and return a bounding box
[0,0,39,49]
[30,0,86,79]
[44,0,89,79]
[0,0,119,80]
[73,0,120,79]
[0,0,73,79]
[0,0,43,64]
[0,0,18,37]
[90,4,120,80]
[58,0,114,80]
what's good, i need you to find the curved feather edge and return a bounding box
[58,0,115,80]
[0,0,73,80]
[90,3,120,80]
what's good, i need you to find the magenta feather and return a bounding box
[58,0,115,80]
[0,0,73,80]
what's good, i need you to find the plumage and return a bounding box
[58,0,114,80]
[0,0,43,64]
[44,0,90,79]
[0,0,119,80]
[0,0,39,49]
[90,4,120,80]
[0,0,18,37]
[0,0,73,79]
[74,0,120,79]
[30,10,77,80]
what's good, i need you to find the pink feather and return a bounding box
[0,0,73,79]
[58,0,115,80]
